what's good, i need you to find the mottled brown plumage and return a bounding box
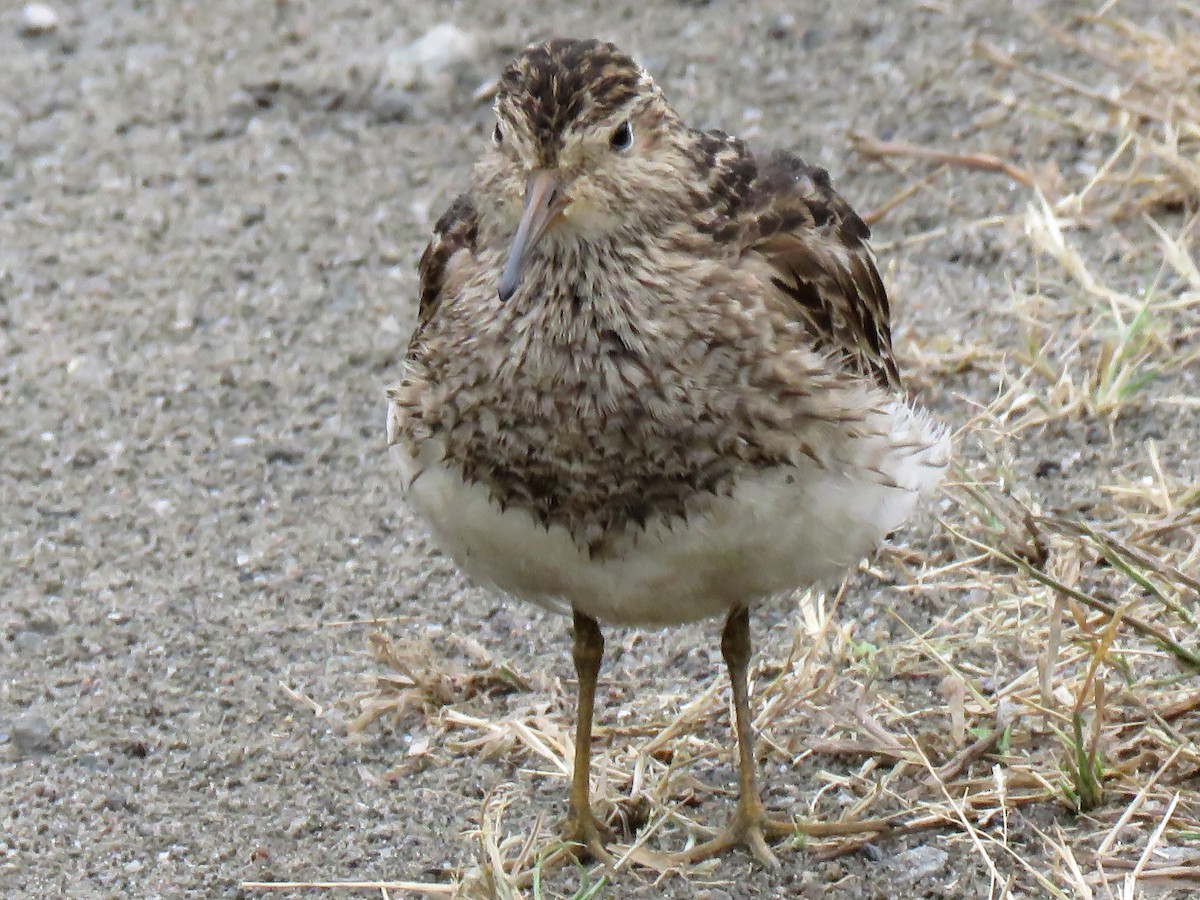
[387,38,947,867]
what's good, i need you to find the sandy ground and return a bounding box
[2,1,1196,898]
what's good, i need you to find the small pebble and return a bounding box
[19,3,58,36]
[893,844,948,881]
[9,714,57,755]
[76,753,108,771]
[802,27,829,49]
[381,23,477,91]
[1035,458,1060,478]
[241,206,266,227]
[768,13,796,40]
[368,89,413,122]
[102,791,129,811]
[12,629,45,654]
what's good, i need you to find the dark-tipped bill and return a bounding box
[498,170,564,302]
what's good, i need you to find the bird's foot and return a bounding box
[675,801,799,869]
[561,806,614,865]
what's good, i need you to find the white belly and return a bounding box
[394,404,948,627]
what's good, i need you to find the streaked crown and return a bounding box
[496,39,655,163]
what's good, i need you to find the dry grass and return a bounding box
[851,5,1200,895]
[243,6,1200,898]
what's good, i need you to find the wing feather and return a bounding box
[414,193,478,329]
[747,151,900,390]
[690,137,901,391]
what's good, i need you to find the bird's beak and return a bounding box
[498,170,565,302]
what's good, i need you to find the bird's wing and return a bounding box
[747,149,900,390]
[694,133,901,391]
[413,193,479,331]
[389,193,478,450]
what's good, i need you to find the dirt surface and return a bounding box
[2,1,1196,898]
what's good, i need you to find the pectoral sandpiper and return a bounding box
[387,37,949,867]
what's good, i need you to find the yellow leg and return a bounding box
[678,606,797,868]
[562,610,612,862]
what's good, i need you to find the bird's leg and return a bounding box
[562,609,612,863]
[678,605,797,868]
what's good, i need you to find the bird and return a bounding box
[386,37,949,868]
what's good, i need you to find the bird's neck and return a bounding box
[512,228,656,324]
[479,229,679,395]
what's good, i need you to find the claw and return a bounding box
[562,807,614,865]
[675,801,798,868]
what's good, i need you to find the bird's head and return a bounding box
[478,38,686,301]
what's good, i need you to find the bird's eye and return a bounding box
[610,121,633,151]
[492,122,503,146]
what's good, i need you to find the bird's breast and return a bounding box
[399,275,778,552]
